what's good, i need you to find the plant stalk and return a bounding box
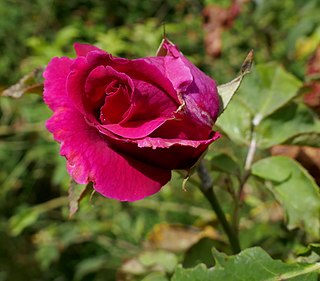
[197,160,241,254]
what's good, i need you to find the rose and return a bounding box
[43,39,220,201]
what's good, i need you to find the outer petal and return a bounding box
[134,132,220,169]
[43,57,73,110]
[149,117,213,140]
[46,107,171,201]
[183,63,220,126]
[74,42,104,57]
[162,40,220,127]
[109,131,220,170]
[67,56,92,117]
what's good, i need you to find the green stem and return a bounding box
[197,160,241,254]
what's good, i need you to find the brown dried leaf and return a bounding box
[68,181,93,218]
[303,45,320,113]
[145,223,219,252]
[202,0,247,57]
[1,67,45,98]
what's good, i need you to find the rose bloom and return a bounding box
[44,40,220,201]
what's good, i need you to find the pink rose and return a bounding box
[44,39,220,201]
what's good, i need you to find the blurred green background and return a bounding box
[1,0,320,280]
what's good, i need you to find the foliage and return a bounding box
[1,0,320,280]
[172,247,320,281]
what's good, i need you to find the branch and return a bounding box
[197,160,241,254]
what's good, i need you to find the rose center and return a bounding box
[99,80,131,124]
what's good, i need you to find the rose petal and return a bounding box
[128,79,177,119]
[97,116,171,139]
[149,118,213,141]
[67,51,180,129]
[46,107,171,201]
[110,131,220,169]
[183,66,220,126]
[85,65,134,123]
[43,57,73,110]
[163,45,193,93]
[74,42,104,57]
[136,134,220,149]
[162,40,220,127]
[67,52,119,120]
[86,50,181,105]
[97,78,178,139]
[67,56,91,117]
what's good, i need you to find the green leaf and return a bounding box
[216,96,252,145]
[217,50,253,114]
[216,63,313,149]
[297,243,320,257]
[237,62,302,122]
[171,247,320,281]
[171,264,214,281]
[252,156,320,237]
[139,250,178,273]
[183,238,220,268]
[141,272,169,281]
[8,206,41,236]
[255,103,320,148]
[35,244,60,270]
[9,197,68,236]
[74,256,108,281]
[210,153,240,175]
[287,132,320,148]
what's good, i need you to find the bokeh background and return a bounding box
[1,0,320,280]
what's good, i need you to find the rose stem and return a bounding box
[197,160,241,254]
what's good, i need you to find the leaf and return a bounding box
[298,243,320,257]
[74,256,108,281]
[183,237,224,268]
[288,133,320,148]
[255,103,320,148]
[9,197,68,236]
[209,153,240,175]
[139,250,178,273]
[146,224,203,252]
[252,156,320,238]
[236,62,302,122]
[141,272,169,281]
[216,96,253,145]
[68,182,93,218]
[9,206,41,237]
[171,264,214,281]
[35,244,60,270]
[1,67,44,98]
[216,64,310,148]
[119,250,178,280]
[171,247,320,281]
[217,50,254,114]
